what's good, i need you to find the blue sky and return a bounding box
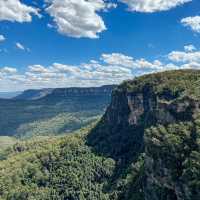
[0,0,200,91]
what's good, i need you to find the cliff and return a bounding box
[88,69,200,200]
[14,85,116,100]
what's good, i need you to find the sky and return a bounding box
[0,0,200,91]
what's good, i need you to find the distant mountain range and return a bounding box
[0,91,22,99]
[0,85,116,138]
[13,88,53,100]
[14,85,116,100]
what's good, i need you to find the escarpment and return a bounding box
[88,70,200,200]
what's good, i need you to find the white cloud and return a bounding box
[167,47,200,71]
[101,53,165,71]
[8,74,26,82]
[119,0,191,13]
[168,50,200,63]
[0,35,6,42]
[134,59,163,70]
[46,0,115,38]
[101,53,135,67]
[180,62,200,69]
[53,63,81,74]
[15,42,30,51]
[0,67,17,74]
[0,53,156,90]
[16,42,25,50]
[184,44,196,52]
[28,65,51,73]
[47,23,54,29]
[181,16,200,33]
[0,0,40,22]
[3,49,200,91]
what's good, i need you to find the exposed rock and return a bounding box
[14,85,116,100]
[88,70,200,200]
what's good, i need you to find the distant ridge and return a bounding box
[14,85,116,100]
[0,85,116,137]
[14,88,53,100]
[0,91,22,99]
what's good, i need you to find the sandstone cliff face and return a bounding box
[101,82,200,146]
[124,86,200,128]
[14,85,116,100]
[88,71,200,200]
[119,85,200,200]
[88,70,200,200]
[51,85,115,97]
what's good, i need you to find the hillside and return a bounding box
[0,70,199,200]
[0,85,115,138]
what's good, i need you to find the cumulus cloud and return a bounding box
[181,16,200,33]
[0,67,17,74]
[28,65,51,73]
[184,44,196,52]
[180,62,200,69]
[134,59,163,70]
[167,46,200,70]
[46,0,116,38]
[101,53,135,67]
[167,44,200,65]
[0,35,6,42]
[168,50,200,63]
[119,0,191,13]
[0,54,170,91]
[2,48,200,91]
[0,0,40,22]
[53,63,82,76]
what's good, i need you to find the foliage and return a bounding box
[16,112,101,139]
[0,122,146,200]
[0,127,116,200]
[0,137,17,160]
[119,69,200,99]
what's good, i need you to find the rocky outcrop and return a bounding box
[123,85,200,200]
[88,70,200,200]
[126,87,200,127]
[51,85,116,97]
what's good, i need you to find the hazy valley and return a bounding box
[0,85,115,153]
